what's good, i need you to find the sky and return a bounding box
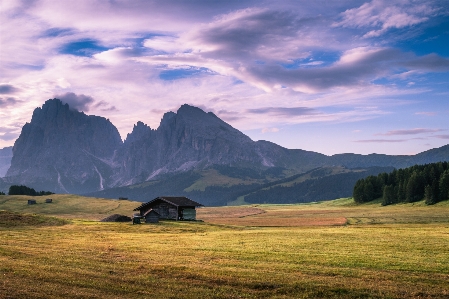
[0,0,448,156]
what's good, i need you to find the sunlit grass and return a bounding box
[0,194,140,220]
[0,195,448,298]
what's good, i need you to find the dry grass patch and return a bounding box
[0,194,140,220]
[1,221,448,298]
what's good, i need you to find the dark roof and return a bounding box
[134,196,203,211]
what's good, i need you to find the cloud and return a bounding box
[0,132,19,141]
[0,97,20,107]
[376,128,444,136]
[54,92,94,112]
[434,135,449,140]
[354,139,406,143]
[247,106,317,116]
[415,111,436,116]
[0,84,20,94]
[262,127,279,133]
[143,36,187,53]
[93,100,118,112]
[334,0,436,38]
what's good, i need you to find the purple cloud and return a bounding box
[0,84,20,94]
[246,106,317,116]
[0,132,19,141]
[354,139,406,143]
[377,128,444,136]
[55,92,94,112]
[0,97,20,107]
[434,135,449,140]
[94,100,118,112]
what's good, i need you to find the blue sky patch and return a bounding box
[59,39,110,57]
[281,51,340,69]
[159,67,214,80]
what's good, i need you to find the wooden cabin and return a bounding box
[143,209,160,223]
[133,197,203,221]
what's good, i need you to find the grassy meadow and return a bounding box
[0,195,448,298]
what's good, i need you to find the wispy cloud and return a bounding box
[262,127,279,133]
[334,0,436,38]
[354,139,406,143]
[434,135,449,140]
[0,97,20,107]
[415,111,436,116]
[376,128,444,136]
[247,106,317,116]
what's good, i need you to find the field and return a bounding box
[0,195,448,298]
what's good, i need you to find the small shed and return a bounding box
[28,199,36,205]
[134,196,203,221]
[143,209,160,223]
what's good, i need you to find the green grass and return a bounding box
[184,169,259,192]
[0,195,448,298]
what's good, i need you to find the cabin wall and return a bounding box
[141,201,178,220]
[144,214,159,223]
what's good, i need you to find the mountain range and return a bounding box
[1,98,448,205]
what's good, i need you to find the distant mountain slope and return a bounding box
[0,146,12,177]
[86,166,393,206]
[242,166,394,205]
[328,145,449,169]
[3,98,449,202]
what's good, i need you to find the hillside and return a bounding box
[86,165,393,206]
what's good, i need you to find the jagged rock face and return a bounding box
[7,99,449,195]
[0,146,13,177]
[6,99,122,193]
[115,104,266,185]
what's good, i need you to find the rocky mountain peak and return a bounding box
[6,98,123,193]
[125,121,152,144]
[159,111,176,128]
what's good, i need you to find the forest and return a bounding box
[353,162,449,205]
[7,185,54,196]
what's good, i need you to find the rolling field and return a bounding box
[0,195,448,298]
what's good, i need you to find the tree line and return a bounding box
[8,185,54,196]
[353,162,449,205]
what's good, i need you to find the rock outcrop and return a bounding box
[114,104,273,185]
[4,99,449,194]
[6,99,122,193]
[0,146,13,177]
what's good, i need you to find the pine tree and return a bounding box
[439,170,449,202]
[382,185,396,206]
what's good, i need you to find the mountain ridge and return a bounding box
[1,99,448,202]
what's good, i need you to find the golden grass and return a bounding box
[0,194,140,220]
[1,195,449,298]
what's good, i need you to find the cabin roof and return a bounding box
[134,196,203,211]
[143,209,160,217]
